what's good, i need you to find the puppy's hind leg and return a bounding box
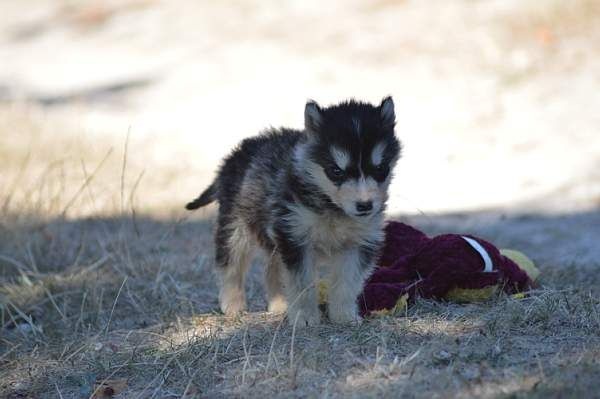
[215,217,253,315]
[265,252,287,313]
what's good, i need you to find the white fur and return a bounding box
[282,247,320,326]
[302,157,385,218]
[282,204,382,325]
[354,176,379,203]
[298,140,397,220]
[371,141,386,166]
[293,141,310,172]
[217,220,253,315]
[285,203,384,256]
[269,138,397,326]
[331,146,350,170]
[328,248,374,323]
[265,252,288,313]
[337,176,384,217]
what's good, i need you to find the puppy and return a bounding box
[186,97,401,326]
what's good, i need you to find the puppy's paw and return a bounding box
[219,290,247,316]
[221,302,247,316]
[328,306,362,325]
[267,296,288,314]
[287,307,321,328]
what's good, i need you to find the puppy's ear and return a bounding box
[305,100,323,132]
[379,96,395,128]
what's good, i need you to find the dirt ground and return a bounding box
[1,0,600,398]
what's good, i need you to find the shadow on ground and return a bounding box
[1,208,599,397]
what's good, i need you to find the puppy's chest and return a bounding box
[290,207,381,254]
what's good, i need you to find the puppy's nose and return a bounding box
[356,201,373,213]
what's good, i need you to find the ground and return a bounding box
[1,0,600,398]
[2,199,600,398]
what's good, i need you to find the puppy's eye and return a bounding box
[374,164,387,173]
[329,166,345,179]
[373,164,389,180]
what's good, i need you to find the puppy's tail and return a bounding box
[185,182,217,210]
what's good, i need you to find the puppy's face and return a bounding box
[301,97,401,219]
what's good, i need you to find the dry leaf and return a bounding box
[92,378,128,398]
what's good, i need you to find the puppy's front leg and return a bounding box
[328,246,376,324]
[280,245,320,327]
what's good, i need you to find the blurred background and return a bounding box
[1,0,599,216]
[2,3,600,396]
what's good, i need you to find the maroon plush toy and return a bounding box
[358,222,534,316]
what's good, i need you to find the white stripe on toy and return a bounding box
[461,236,494,273]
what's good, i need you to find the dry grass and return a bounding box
[1,107,599,398]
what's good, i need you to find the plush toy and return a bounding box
[356,222,540,316]
[318,221,540,317]
[319,222,540,316]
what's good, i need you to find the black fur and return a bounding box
[185,97,402,323]
[307,97,401,185]
[186,98,400,266]
[185,182,217,210]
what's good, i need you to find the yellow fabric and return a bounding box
[370,294,409,317]
[443,248,539,302]
[500,249,540,282]
[318,280,329,305]
[445,285,498,302]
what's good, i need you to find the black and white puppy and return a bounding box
[186,97,401,326]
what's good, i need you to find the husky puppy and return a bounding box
[186,97,401,326]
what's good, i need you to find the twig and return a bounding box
[55,382,64,399]
[134,353,178,399]
[129,170,145,237]
[0,343,21,362]
[105,276,128,336]
[0,253,34,275]
[42,285,67,322]
[1,147,32,213]
[265,314,284,374]
[290,312,300,368]
[241,326,250,386]
[181,366,202,398]
[120,127,131,215]
[61,148,113,217]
